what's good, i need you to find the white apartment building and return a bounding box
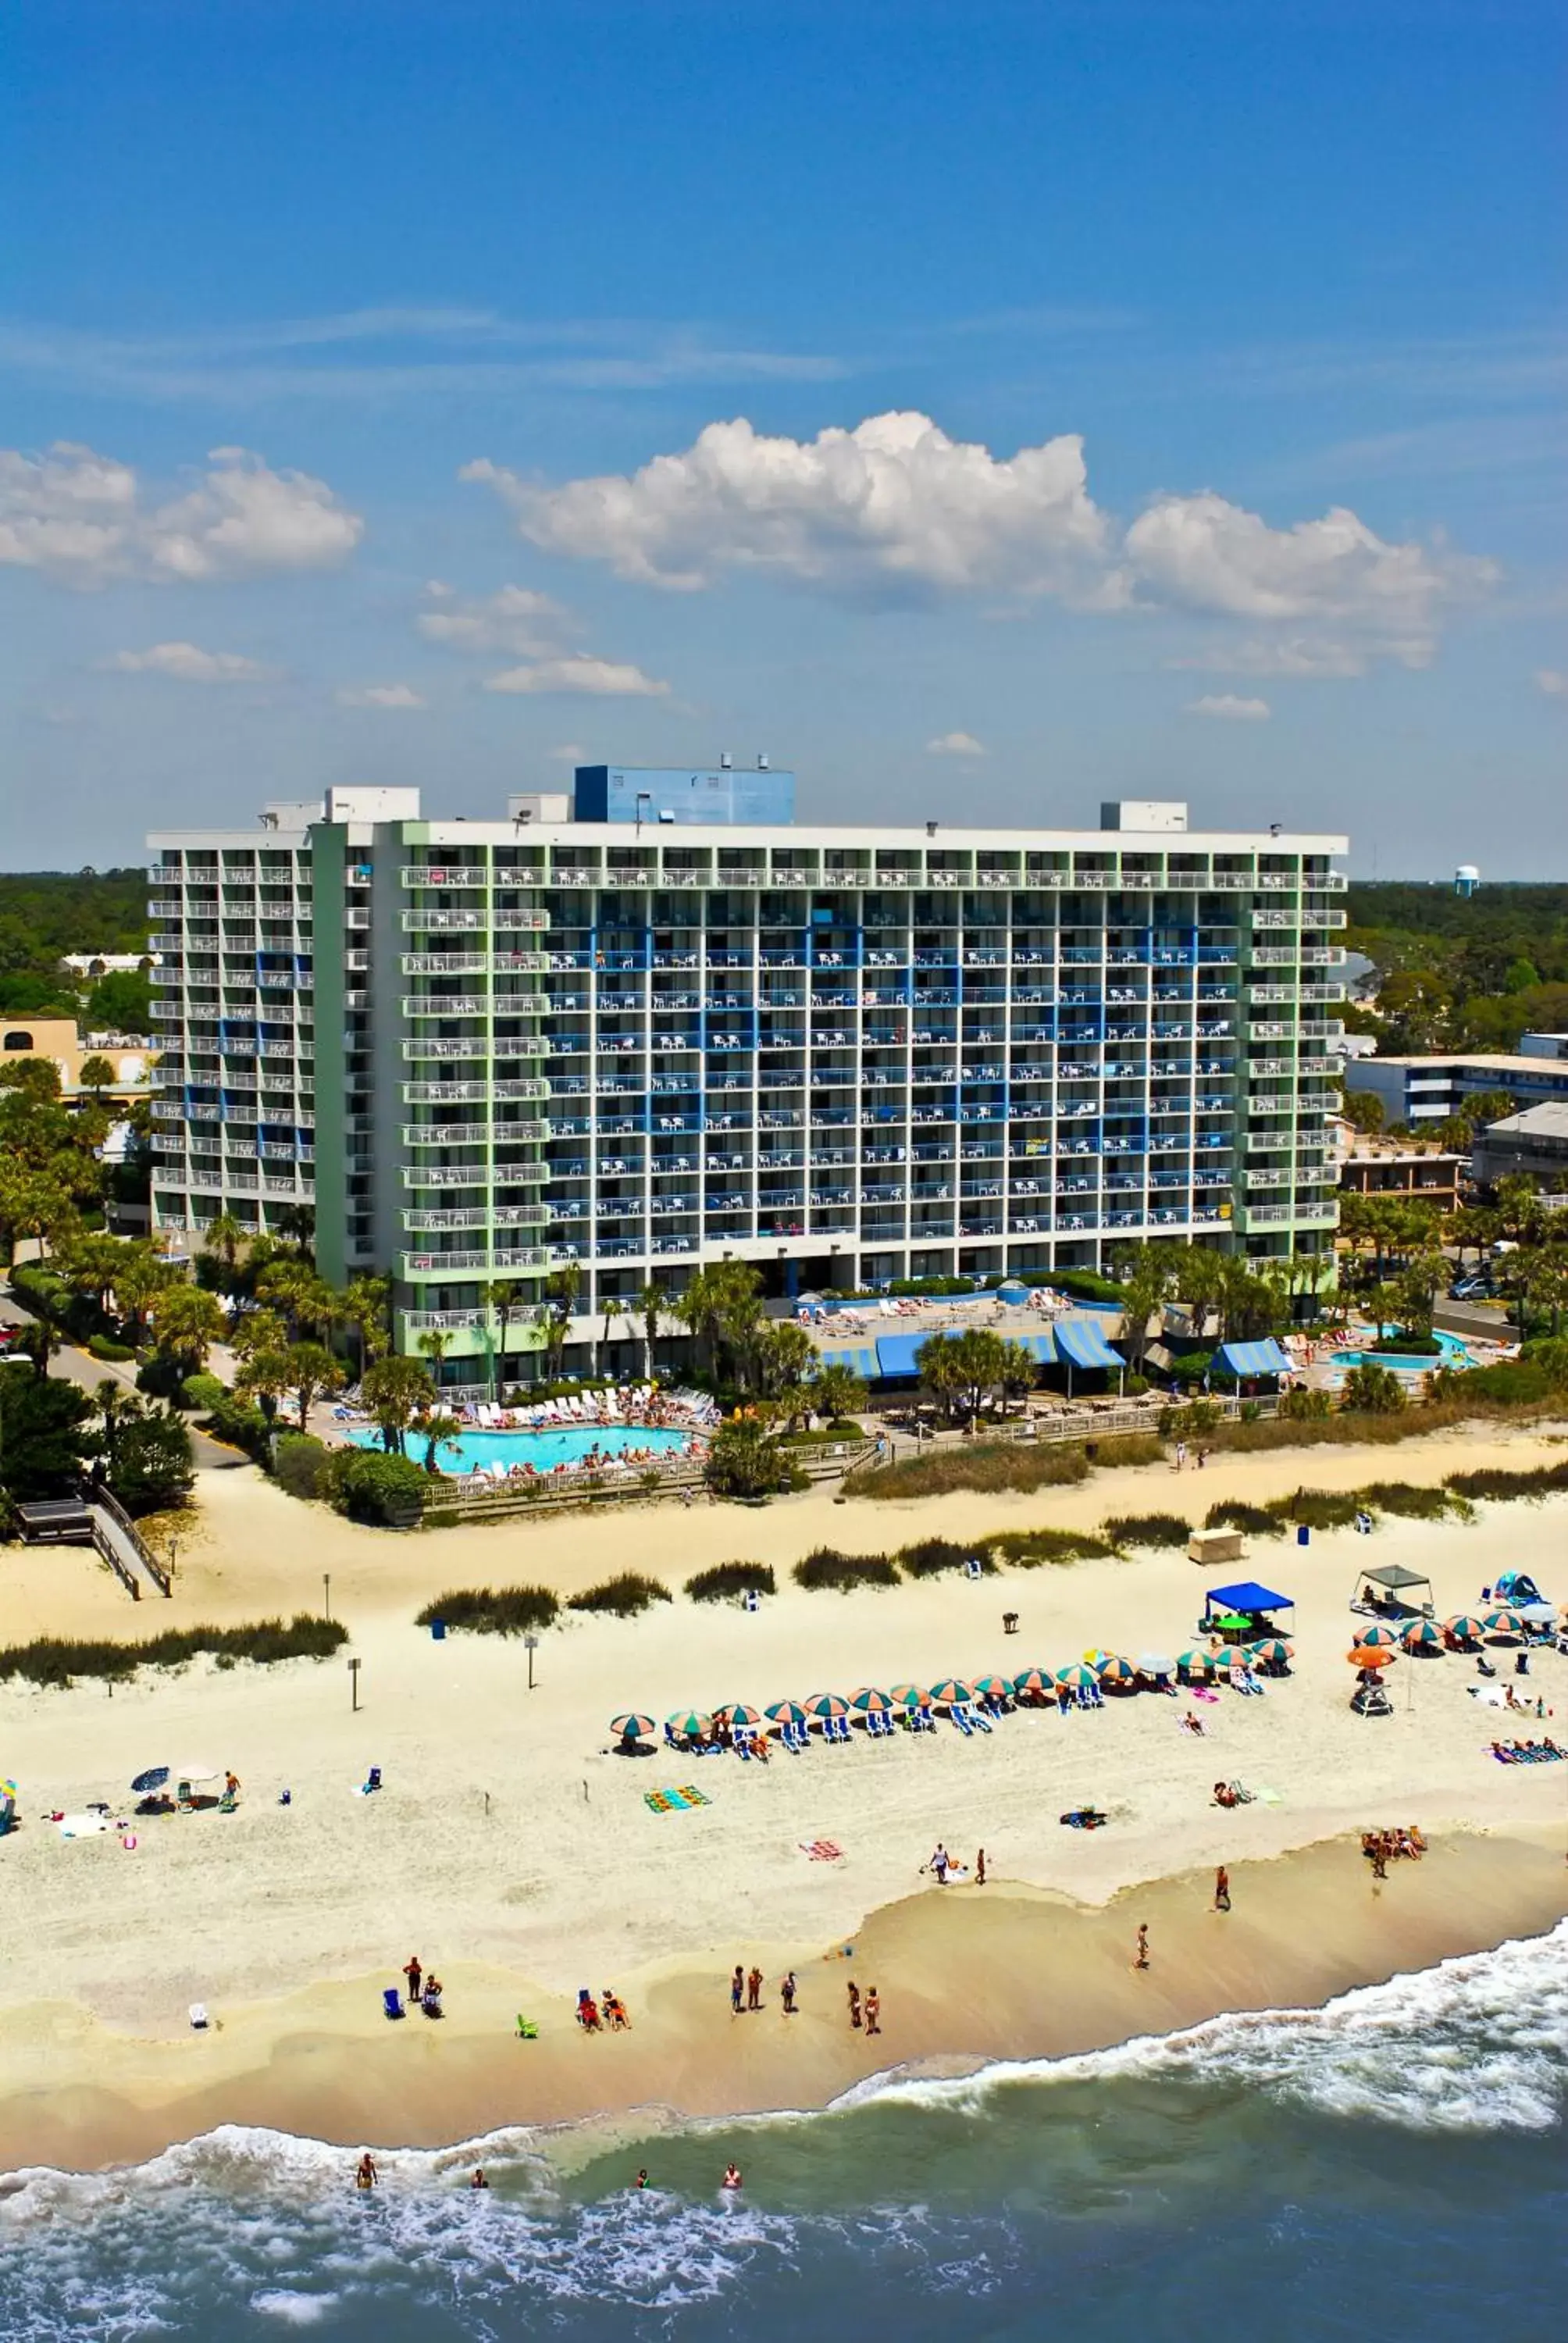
[148,779,1347,1393]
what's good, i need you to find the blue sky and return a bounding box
[1,0,1562,872]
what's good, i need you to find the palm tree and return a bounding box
[634,1280,664,1381]
[283,1340,344,1434]
[419,1410,462,1475]
[807,1359,866,1425]
[482,1278,520,1401]
[415,1324,454,1405]
[360,1353,437,1454]
[77,1054,116,1102]
[599,1289,618,1375]
[536,1260,580,1382]
[205,1211,246,1280]
[344,1275,392,1375]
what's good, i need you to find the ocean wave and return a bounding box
[829,1917,1568,2134]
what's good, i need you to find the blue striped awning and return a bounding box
[1053,1316,1126,1372]
[1216,1338,1292,1378]
[873,1329,953,1378]
[818,1344,878,1378]
[1008,1328,1058,1365]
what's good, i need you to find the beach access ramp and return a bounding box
[15,1487,172,1600]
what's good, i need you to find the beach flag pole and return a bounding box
[525,1632,539,1690]
[348,1655,361,1713]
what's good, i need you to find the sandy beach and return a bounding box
[3,1416,1566,2171]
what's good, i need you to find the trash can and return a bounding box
[430,1619,447,1642]
[1296,1525,1310,1547]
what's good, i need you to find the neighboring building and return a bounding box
[148,783,1348,1394]
[1517,1031,1568,1061]
[0,1016,155,1100]
[1344,1051,1568,1126]
[1337,1138,1465,1214]
[60,951,159,978]
[1471,1103,1568,1196]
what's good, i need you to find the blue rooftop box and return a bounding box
[574,764,795,826]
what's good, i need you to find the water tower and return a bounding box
[1455,865,1480,899]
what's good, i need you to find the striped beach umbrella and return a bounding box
[1347,1645,1396,1669]
[764,1699,808,1726]
[610,1712,656,1741]
[717,1702,764,1728]
[0,1778,16,1803]
[1095,1655,1137,1686]
[850,1686,893,1714]
[1178,1649,1218,1678]
[1356,1623,1402,1648]
[928,1678,975,1708]
[1010,1667,1050,1696]
[1055,1662,1099,1690]
[805,1692,848,1720]
[666,1708,711,1739]
[1246,1638,1293,1667]
[1402,1619,1443,1652]
[1445,1614,1484,1643]
[890,1682,932,1709]
[971,1672,1012,1701]
[1484,1607,1524,1635]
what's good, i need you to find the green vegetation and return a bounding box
[94,1386,194,1515]
[414,1584,560,1634]
[272,1432,332,1502]
[325,1449,426,1526]
[703,1416,807,1499]
[567,1572,673,1617]
[1203,1500,1288,1538]
[981,1525,1118,1565]
[793,1546,901,1592]
[684,1560,777,1603]
[1084,1432,1165,1468]
[843,1441,1091,1499]
[1338,1362,1408,1414]
[1102,1511,1191,1548]
[897,1535,990,1577]
[1444,1460,1568,1503]
[0,1613,345,1689]
[1356,1480,1470,1521]
[1269,1487,1363,1530]
[0,870,150,1018]
[1345,881,1568,1057]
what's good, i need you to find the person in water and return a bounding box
[722,2163,743,2191]
[355,2153,378,2191]
[636,2168,650,2190]
[470,2168,489,2190]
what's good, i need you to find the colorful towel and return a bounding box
[800,1838,844,1861]
[644,1785,712,1813]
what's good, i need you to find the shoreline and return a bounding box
[2,1826,1563,2177]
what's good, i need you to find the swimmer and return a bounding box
[355,2152,378,2191]
[470,2168,489,2190]
[722,2163,743,2191]
[636,2168,650,2190]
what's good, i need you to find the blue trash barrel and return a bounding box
[430,1619,447,1641]
[1296,1525,1310,1546]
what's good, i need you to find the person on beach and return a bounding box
[636,2169,650,2190]
[847,1980,862,2029]
[404,1956,422,2004]
[864,1987,882,2037]
[1213,1865,1231,1913]
[722,2163,743,2191]
[225,1771,241,1799]
[747,1966,764,2012]
[355,2153,378,2191]
[731,1965,745,2014]
[781,1971,797,2015]
[1174,1440,1187,1471]
[929,1842,950,1885]
[976,1848,986,1887]
[1134,1923,1150,1971]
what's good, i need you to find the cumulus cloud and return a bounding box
[1185,693,1270,722]
[1535,669,1568,697]
[337,683,426,708]
[462,412,1118,602]
[105,640,272,683]
[483,656,668,698]
[415,580,573,656]
[0,442,363,587]
[926,730,987,757]
[1166,635,1427,679]
[547,741,587,762]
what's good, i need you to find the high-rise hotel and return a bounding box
[148,767,1346,1393]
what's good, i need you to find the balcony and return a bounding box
[402,953,487,976]
[401,866,486,888]
[401,907,486,933]
[399,1250,491,1275]
[401,1037,489,1061]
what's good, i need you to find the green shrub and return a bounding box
[103,1403,194,1516]
[1203,1500,1287,1538]
[1519,1337,1568,1388]
[684,1560,777,1603]
[982,1526,1117,1565]
[0,1613,346,1689]
[1370,1332,1441,1357]
[568,1572,673,1617]
[1356,1480,1467,1521]
[703,1418,807,1499]
[414,1584,560,1635]
[181,1371,226,1412]
[1278,1387,1333,1421]
[1449,1361,1555,1407]
[1044,1268,1124,1303]
[793,1547,901,1592]
[1085,1432,1164,1468]
[1269,1486,1362,1530]
[842,1442,1090,1500]
[1445,1460,1568,1503]
[273,1432,331,1502]
[134,1353,186,1400]
[327,1448,426,1527]
[1102,1511,1191,1549]
[87,1334,137,1363]
[1341,1363,1407,1414]
[897,1536,990,1577]
[201,1393,270,1459]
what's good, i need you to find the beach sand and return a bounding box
[2,1418,1566,2170]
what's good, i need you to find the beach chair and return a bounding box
[950,1705,975,1737]
[515,2013,539,2039]
[831,1715,853,1746]
[970,1708,993,1734]
[188,2002,209,2031]
[383,1988,404,2020]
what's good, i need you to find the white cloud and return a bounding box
[1535,669,1568,697]
[483,656,668,698]
[1166,636,1427,679]
[416,580,573,657]
[106,641,272,683]
[926,730,987,757]
[336,683,426,708]
[0,441,362,587]
[1185,693,1271,722]
[462,412,1118,601]
[547,741,587,762]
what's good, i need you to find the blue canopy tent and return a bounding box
[1214,1338,1292,1383]
[1200,1578,1294,1634]
[1054,1313,1127,1395]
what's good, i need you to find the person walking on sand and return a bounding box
[929,1842,950,1885]
[1174,1440,1187,1471]
[1134,1922,1150,1971]
[864,1987,882,2037]
[781,1971,797,2016]
[1213,1865,1231,1913]
[730,1965,744,2015]
[747,1966,764,2012]
[847,1980,862,2029]
[976,1847,986,1887]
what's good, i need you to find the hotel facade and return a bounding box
[148,772,1347,1394]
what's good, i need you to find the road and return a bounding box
[0,1295,240,1469]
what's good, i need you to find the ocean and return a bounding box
[4,1920,1565,2341]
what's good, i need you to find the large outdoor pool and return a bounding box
[347,1423,696,1476]
[1330,1328,1476,1373]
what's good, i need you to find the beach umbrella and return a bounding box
[889,1683,932,1709]
[1137,1653,1175,1678]
[971,1672,1012,1701]
[1010,1667,1050,1696]
[1096,1655,1137,1686]
[666,1709,711,1739]
[1178,1649,1218,1678]
[764,1699,808,1726]
[1356,1623,1402,1648]
[850,1687,893,1714]
[0,1778,16,1803]
[1209,1612,1253,1636]
[176,1764,219,1784]
[610,1713,656,1741]
[717,1702,764,1728]
[1444,1614,1484,1642]
[1347,1645,1395,1670]
[805,1692,848,1720]
[1484,1607,1523,1635]
[1055,1663,1099,1690]
[929,1678,975,1707]
[1246,1639,1293,1667]
[130,1766,169,1795]
[1401,1620,1444,1653]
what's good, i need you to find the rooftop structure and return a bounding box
[1344,1050,1568,1126]
[1471,1101,1568,1193]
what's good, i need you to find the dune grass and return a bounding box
[413,1585,560,1635]
[1101,1511,1191,1549]
[0,1615,346,1689]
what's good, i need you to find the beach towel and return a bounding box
[800,1839,844,1861]
[1253,1785,1284,1804]
[644,1785,711,1813]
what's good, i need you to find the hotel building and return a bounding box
[148,772,1347,1393]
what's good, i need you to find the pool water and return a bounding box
[347,1423,694,1475]
[1331,1328,1475,1372]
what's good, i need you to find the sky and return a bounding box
[0,0,1563,874]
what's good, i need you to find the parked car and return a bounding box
[1449,1275,1499,1300]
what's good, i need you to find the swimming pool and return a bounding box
[1330,1328,1475,1373]
[347,1423,695,1476]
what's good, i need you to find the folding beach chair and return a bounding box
[383,1988,404,2020]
